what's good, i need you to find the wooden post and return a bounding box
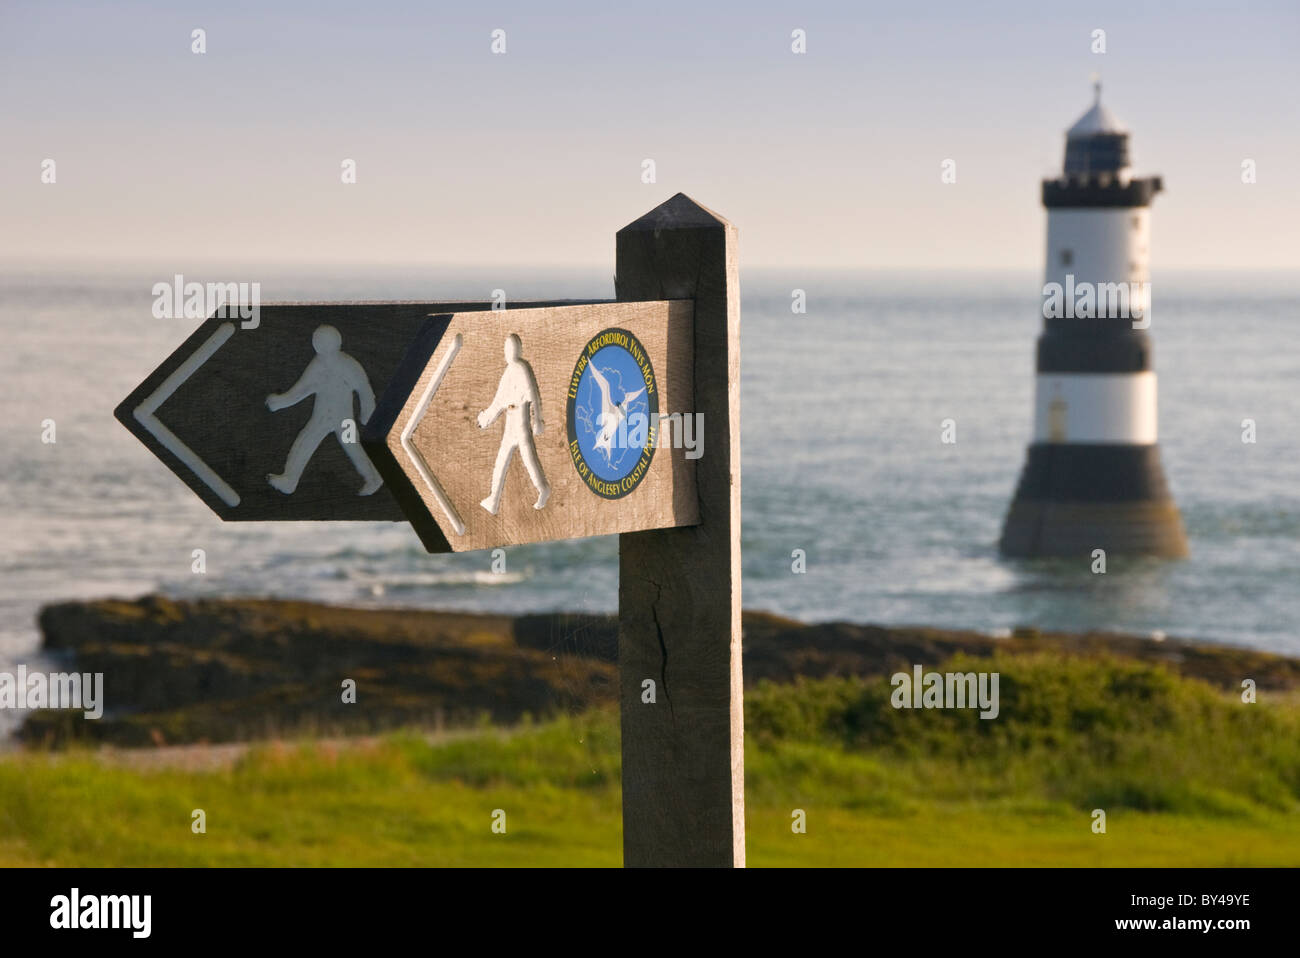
[615,194,743,867]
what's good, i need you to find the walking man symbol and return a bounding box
[477,334,550,515]
[266,324,384,497]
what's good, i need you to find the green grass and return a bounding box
[3,653,1299,866]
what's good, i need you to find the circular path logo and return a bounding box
[566,327,658,499]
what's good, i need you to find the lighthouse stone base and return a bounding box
[999,443,1189,558]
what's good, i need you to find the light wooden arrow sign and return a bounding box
[114,300,604,521]
[363,300,699,552]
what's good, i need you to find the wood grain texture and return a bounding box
[615,193,744,867]
[114,301,608,524]
[364,301,698,553]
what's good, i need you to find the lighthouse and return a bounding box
[999,83,1188,558]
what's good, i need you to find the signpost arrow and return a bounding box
[115,300,604,521]
[361,300,698,553]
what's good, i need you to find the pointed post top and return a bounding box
[1091,72,1102,105]
[618,192,732,233]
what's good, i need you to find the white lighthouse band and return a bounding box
[1034,371,1156,444]
[1046,210,1151,294]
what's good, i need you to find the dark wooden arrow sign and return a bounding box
[115,301,604,521]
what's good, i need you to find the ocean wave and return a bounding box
[354,570,528,594]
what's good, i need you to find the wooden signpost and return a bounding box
[117,194,743,867]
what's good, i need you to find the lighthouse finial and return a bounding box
[1090,73,1102,103]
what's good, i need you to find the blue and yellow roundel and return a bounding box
[566,328,658,499]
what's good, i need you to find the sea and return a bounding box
[1,264,1297,736]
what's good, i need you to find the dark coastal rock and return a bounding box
[20,595,1300,747]
[25,597,614,747]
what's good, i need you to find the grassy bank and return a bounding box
[3,652,1298,866]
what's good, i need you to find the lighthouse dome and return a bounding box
[1068,96,1125,138]
[1063,82,1130,174]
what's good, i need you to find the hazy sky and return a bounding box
[3,0,1297,270]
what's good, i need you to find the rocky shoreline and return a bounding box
[20,594,1300,747]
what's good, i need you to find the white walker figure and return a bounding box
[590,364,645,464]
[266,324,384,496]
[477,334,550,514]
